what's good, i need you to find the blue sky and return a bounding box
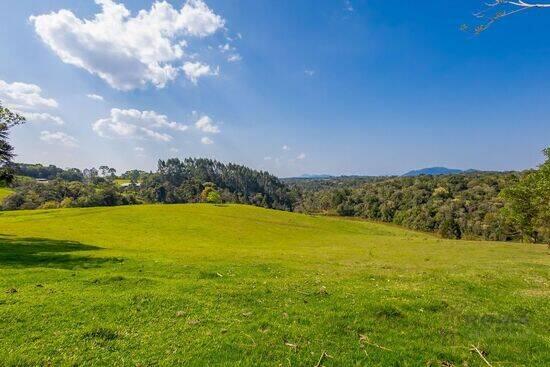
[1,0,549,177]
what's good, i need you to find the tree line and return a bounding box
[2,158,295,212]
[289,150,549,244]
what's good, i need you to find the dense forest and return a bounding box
[290,172,521,240]
[2,159,294,211]
[289,150,549,244]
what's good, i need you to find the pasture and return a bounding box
[0,204,548,366]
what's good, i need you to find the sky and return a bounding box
[0,0,549,177]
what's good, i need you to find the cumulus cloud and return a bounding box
[282,145,290,151]
[194,115,219,133]
[87,93,104,101]
[201,136,213,145]
[30,0,225,90]
[297,152,306,160]
[0,80,58,110]
[0,79,64,124]
[40,130,78,147]
[304,69,315,76]
[182,61,219,84]
[93,108,188,142]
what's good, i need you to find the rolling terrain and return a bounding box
[0,204,548,366]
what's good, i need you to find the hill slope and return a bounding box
[0,187,13,201]
[0,204,548,366]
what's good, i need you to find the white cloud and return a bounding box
[194,115,219,133]
[297,152,306,160]
[282,145,290,151]
[134,146,144,152]
[304,69,315,76]
[219,43,232,52]
[218,42,241,62]
[87,93,104,101]
[201,136,213,145]
[344,0,354,12]
[170,147,179,153]
[263,156,272,161]
[182,61,218,84]
[30,0,225,90]
[227,54,242,62]
[0,80,58,110]
[0,80,64,125]
[24,112,65,125]
[93,108,188,142]
[40,130,78,148]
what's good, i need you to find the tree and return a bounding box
[206,190,222,204]
[200,182,216,202]
[465,1,550,34]
[83,168,99,183]
[0,103,25,184]
[99,165,116,179]
[501,147,550,243]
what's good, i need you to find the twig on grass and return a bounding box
[314,350,332,367]
[359,334,393,351]
[470,345,493,367]
[242,333,256,347]
[285,342,298,350]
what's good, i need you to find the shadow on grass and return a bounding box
[0,236,122,269]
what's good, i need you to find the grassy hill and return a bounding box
[0,204,548,366]
[0,187,13,201]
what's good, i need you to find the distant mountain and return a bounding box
[402,167,469,177]
[297,174,334,179]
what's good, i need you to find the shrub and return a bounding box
[39,201,59,209]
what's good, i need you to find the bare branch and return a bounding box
[463,0,550,34]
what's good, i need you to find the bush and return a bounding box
[60,197,74,208]
[206,190,222,204]
[39,201,59,209]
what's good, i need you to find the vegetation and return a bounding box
[0,204,548,366]
[140,158,294,210]
[501,148,550,243]
[3,149,550,244]
[0,187,13,201]
[465,1,550,34]
[2,158,294,211]
[291,172,523,241]
[290,149,550,244]
[0,103,25,184]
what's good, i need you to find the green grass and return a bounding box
[0,187,13,201]
[0,204,548,366]
[114,178,131,186]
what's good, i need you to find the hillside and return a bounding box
[0,187,13,201]
[0,204,548,366]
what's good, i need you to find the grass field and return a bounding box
[0,187,13,202]
[114,179,131,186]
[0,204,548,366]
